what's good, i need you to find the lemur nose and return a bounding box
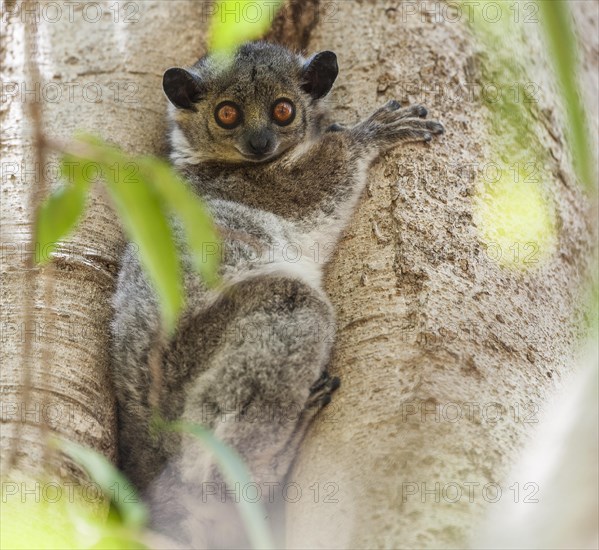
[248,133,272,155]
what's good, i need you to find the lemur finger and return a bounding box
[386,128,434,143]
[389,119,444,134]
[396,104,428,119]
[384,99,402,111]
[368,100,402,122]
[370,103,429,125]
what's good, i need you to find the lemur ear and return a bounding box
[301,51,338,100]
[162,68,204,111]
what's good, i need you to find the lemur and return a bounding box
[111,41,444,547]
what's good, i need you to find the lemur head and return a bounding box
[163,42,338,166]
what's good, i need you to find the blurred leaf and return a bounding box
[36,133,222,331]
[465,1,557,270]
[88,535,148,550]
[209,0,283,53]
[0,469,143,550]
[57,438,149,530]
[538,0,596,191]
[1,480,82,549]
[476,165,555,269]
[101,153,183,334]
[166,420,275,550]
[139,158,221,287]
[36,156,90,264]
[71,134,220,331]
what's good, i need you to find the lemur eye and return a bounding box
[272,99,295,126]
[215,102,242,129]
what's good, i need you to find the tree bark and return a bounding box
[286,1,597,548]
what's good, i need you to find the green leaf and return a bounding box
[88,534,148,550]
[55,438,149,530]
[209,0,283,53]
[36,156,90,264]
[37,133,220,332]
[140,158,221,287]
[103,158,183,333]
[1,474,83,550]
[537,0,596,191]
[166,420,275,550]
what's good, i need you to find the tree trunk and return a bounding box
[2,1,596,548]
[286,1,597,548]
[0,0,211,484]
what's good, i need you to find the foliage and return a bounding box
[36,135,219,334]
[538,0,596,191]
[2,427,275,549]
[209,0,283,54]
[466,1,596,272]
[464,0,557,269]
[58,439,148,530]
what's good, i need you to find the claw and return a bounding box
[309,371,330,393]
[416,105,428,118]
[428,121,444,134]
[326,122,345,133]
[307,372,340,409]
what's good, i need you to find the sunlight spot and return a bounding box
[474,164,556,269]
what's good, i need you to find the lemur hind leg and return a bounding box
[178,275,335,482]
[157,275,336,547]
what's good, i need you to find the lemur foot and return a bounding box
[269,373,340,480]
[355,99,444,146]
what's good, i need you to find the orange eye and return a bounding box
[215,102,241,129]
[272,99,295,126]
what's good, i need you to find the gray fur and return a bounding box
[111,42,443,547]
